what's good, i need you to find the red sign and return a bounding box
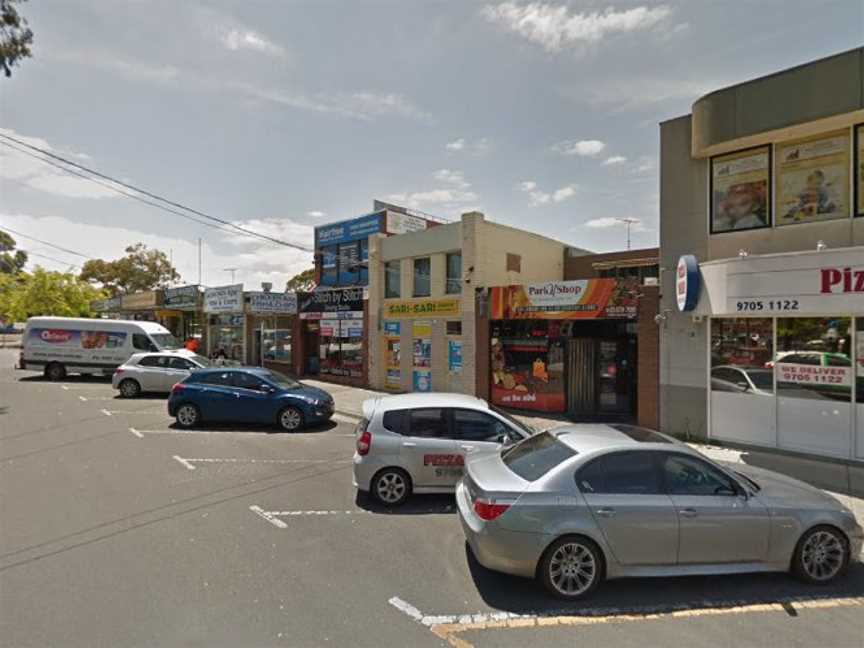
[423,454,464,467]
[40,330,73,343]
[820,267,864,294]
[491,386,566,413]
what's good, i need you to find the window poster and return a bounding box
[386,369,401,390]
[412,320,431,368]
[856,125,864,217]
[777,131,850,225]
[448,339,463,374]
[413,370,432,392]
[711,146,770,232]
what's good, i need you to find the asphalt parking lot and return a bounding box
[1,348,863,648]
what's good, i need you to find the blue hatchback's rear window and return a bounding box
[501,432,576,482]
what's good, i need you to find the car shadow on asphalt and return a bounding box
[354,491,457,516]
[169,420,343,435]
[464,542,864,615]
[19,374,111,383]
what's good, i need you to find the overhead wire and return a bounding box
[0,225,93,260]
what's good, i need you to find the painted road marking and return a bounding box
[101,409,158,415]
[78,396,87,402]
[249,505,288,529]
[332,413,361,424]
[129,427,144,438]
[388,595,864,648]
[61,385,69,390]
[173,456,350,469]
[172,455,197,471]
[100,409,112,417]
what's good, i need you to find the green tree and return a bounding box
[0,267,105,321]
[286,267,316,292]
[0,0,33,78]
[79,243,180,296]
[0,230,28,273]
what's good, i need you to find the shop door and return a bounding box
[567,338,595,416]
[596,339,635,415]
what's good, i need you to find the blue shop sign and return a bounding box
[315,213,383,247]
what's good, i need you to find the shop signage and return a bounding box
[163,285,200,310]
[384,298,460,319]
[776,362,852,387]
[386,211,428,235]
[298,287,364,318]
[489,279,638,320]
[91,296,121,312]
[204,284,243,313]
[722,248,864,315]
[121,290,161,310]
[315,214,382,247]
[676,255,700,312]
[248,291,298,314]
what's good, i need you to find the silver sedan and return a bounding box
[112,352,208,397]
[457,424,863,600]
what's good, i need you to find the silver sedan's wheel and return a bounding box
[119,379,141,398]
[373,469,411,506]
[176,404,199,429]
[795,526,848,583]
[278,407,303,432]
[540,537,602,600]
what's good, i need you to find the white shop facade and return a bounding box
[683,247,864,461]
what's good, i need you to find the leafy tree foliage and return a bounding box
[79,243,180,296]
[0,0,33,78]
[286,267,316,292]
[0,230,28,273]
[0,267,105,321]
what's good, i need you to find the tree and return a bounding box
[0,230,27,273]
[286,267,316,292]
[79,243,180,296]
[0,267,105,321]
[0,0,33,78]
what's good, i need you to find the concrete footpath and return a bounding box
[305,378,864,527]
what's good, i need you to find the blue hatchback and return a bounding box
[167,367,334,431]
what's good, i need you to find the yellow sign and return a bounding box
[384,298,460,319]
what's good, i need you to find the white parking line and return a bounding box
[101,410,158,415]
[176,456,350,467]
[128,427,144,438]
[129,428,356,437]
[172,455,197,471]
[332,413,361,425]
[100,408,112,417]
[61,385,69,390]
[78,395,87,401]
[249,505,288,529]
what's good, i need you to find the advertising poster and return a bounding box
[29,328,127,349]
[777,131,850,225]
[413,338,431,368]
[386,369,401,390]
[413,370,432,392]
[711,146,770,232]
[383,321,401,336]
[857,125,864,217]
[448,340,463,373]
[490,337,566,413]
[489,278,638,320]
[412,321,432,337]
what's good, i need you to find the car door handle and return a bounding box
[595,507,616,518]
[679,508,698,518]
[402,442,417,448]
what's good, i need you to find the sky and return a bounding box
[1,0,862,289]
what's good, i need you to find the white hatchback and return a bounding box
[112,352,209,397]
[353,392,534,506]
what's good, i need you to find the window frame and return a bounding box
[574,450,665,496]
[407,407,448,438]
[445,252,462,295]
[198,371,233,386]
[412,257,431,298]
[659,452,742,497]
[384,260,401,299]
[451,408,511,443]
[138,355,168,368]
[709,143,773,236]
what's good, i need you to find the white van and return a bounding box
[19,317,192,380]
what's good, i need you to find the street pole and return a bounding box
[616,218,639,251]
[198,238,202,286]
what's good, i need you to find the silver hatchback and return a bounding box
[112,352,208,397]
[352,393,534,506]
[458,424,863,600]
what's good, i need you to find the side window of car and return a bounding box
[662,454,738,496]
[232,372,268,391]
[452,409,509,442]
[576,451,662,495]
[408,408,447,438]
[199,372,232,386]
[132,334,155,352]
[169,357,193,370]
[382,410,409,435]
[826,355,850,367]
[138,356,159,367]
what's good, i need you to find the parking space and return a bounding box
[2,348,863,647]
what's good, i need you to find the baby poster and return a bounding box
[777,131,849,225]
[711,146,770,232]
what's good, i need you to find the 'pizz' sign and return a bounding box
[821,267,864,294]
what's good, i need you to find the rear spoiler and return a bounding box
[361,397,379,421]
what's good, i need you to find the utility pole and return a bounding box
[616,218,639,251]
[223,267,238,283]
[197,238,202,286]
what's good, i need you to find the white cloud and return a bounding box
[482,3,672,52]
[518,180,537,192]
[603,155,627,165]
[307,210,326,218]
[578,77,727,112]
[433,169,470,189]
[635,156,655,173]
[583,216,647,232]
[221,28,287,58]
[55,49,181,83]
[552,184,577,202]
[444,137,490,155]
[551,139,606,156]
[0,128,121,199]
[445,138,465,151]
[385,189,478,210]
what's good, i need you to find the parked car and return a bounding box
[765,351,851,369]
[167,367,334,431]
[18,316,191,380]
[353,393,535,506]
[112,352,210,397]
[710,365,774,395]
[457,424,862,600]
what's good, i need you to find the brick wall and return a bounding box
[564,247,659,279]
[637,285,660,429]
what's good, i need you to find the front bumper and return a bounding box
[455,481,545,579]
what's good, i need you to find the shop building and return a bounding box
[119,290,162,321]
[367,211,569,395]
[160,285,204,342]
[659,47,864,461]
[245,289,299,370]
[203,284,245,362]
[478,248,659,428]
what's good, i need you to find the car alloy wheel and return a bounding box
[797,527,848,583]
[373,469,410,506]
[119,379,141,398]
[279,407,303,432]
[541,537,601,600]
[176,404,199,429]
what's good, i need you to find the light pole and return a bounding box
[616,218,639,250]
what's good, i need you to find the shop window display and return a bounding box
[262,329,292,362]
[319,319,363,378]
[490,320,565,412]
